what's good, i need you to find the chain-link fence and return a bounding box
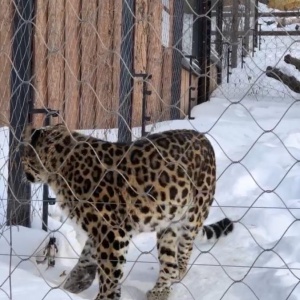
[1,0,300,299]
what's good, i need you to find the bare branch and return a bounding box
[284,54,300,71]
[266,66,300,93]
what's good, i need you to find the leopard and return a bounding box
[21,123,234,300]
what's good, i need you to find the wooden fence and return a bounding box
[0,0,203,130]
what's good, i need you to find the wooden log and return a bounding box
[65,0,80,130]
[0,0,12,125]
[79,0,97,129]
[266,66,300,94]
[132,0,149,128]
[180,68,188,118]
[146,0,163,125]
[160,0,173,122]
[95,1,114,129]
[47,0,65,124]
[33,0,48,127]
[284,54,300,71]
[111,0,122,129]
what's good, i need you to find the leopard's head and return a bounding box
[21,123,67,183]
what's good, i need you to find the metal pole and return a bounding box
[118,0,135,143]
[231,0,239,68]
[7,0,34,227]
[170,0,184,119]
[197,0,211,104]
[254,0,259,48]
[216,0,223,85]
[205,0,211,101]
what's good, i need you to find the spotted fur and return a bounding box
[21,124,233,300]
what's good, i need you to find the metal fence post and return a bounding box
[198,0,211,104]
[216,0,223,85]
[170,0,184,120]
[7,0,34,227]
[231,0,239,68]
[254,0,259,48]
[118,0,135,143]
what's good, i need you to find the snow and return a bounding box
[1,3,300,300]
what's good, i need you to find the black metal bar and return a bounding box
[252,29,256,57]
[142,75,151,137]
[171,0,184,119]
[197,0,211,104]
[227,45,232,83]
[241,37,246,69]
[215,0,223,85]
[185,56,195,120]
[205,0,211,101]
[212,11,300,18]
[258,12,300,17]
[258,24,262,50]
[118,0,135,143]
[42,114,51,231]
[133,73,152,137]
[231,0,239,69]
[212,30,300,36]
[254,0,258,48]
[7,0,34,227]
[30,108,58,231]
[258,31,300,36]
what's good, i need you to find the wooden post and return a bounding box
[95,2,114,129]
[0,0,12,123]
[146,0,163,125]
[111,0,122,130]
[33,0,48,127]
[79,0,98,129]
[47,0,65,123]
[65,0,80,129]
[132,0,149,128]
[161,0,174,121]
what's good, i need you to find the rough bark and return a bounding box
[266,66,300,94]
[284,54,300,71]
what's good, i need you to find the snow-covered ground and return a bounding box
[1,3,300,300]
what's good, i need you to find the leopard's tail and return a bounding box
[199,218,234,242]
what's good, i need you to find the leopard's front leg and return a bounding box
[94,226,130,300]
[64,237,98,293]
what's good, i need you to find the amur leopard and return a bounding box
[21,124,234,300]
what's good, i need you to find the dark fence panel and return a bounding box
[7,0,33,227]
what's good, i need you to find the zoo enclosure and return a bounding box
[2,0,300,300]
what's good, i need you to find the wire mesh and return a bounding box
[0,0,300,299]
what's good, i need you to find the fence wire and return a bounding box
[1,0,300,299]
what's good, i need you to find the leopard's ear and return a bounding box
[31,129,42,148]
[22,125,43,148]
